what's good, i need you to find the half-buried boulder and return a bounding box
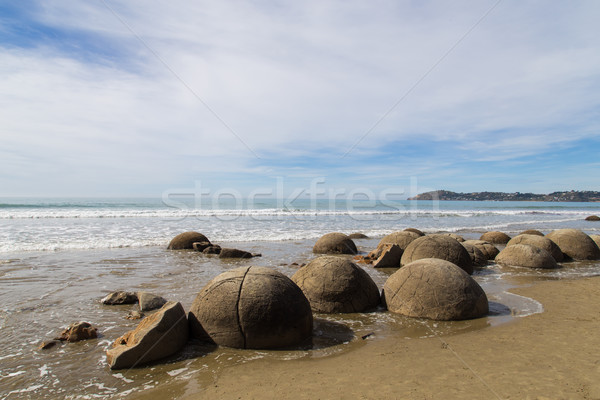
[461,242,488,267]
[495,244,559,269]
[506,234,564,262]
[291,256,380,313]
[106,301,188,369]
[404,228,425,236]
[137,292,167,312]
[519,229,544,236]
[189,267,313,349]
[462,240,499,260]
[546,229,600,260]
[383,258,488,321]
[439,233,465,242]
[480,231,511,244]
[219,248,253,259]
[585,215,600,221]
[313,233,357,255]
[348,233,369,239]
[168,232,211,250]
[401,235,473,274]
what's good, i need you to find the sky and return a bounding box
[1,0,599,198]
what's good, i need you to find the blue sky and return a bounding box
[1,1,599,198]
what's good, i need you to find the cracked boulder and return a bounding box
[167,231,211,250]
[461,242,488,267]
[313,232,357,255]
[188,266,313,349]
[401,234,473,274]
[462,240,499,260]
[383,258,488,321]
[546,229,600,261]
[292,256,380,313]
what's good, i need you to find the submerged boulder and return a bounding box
[585,215,600,221]
[546,229,600,260]
[480,231,511,244]
[192,241,212,252]
[495,244,559,269]
[462,240,499,260]
[106,302,188,369]
[292,256,380,313]
[101,291,138,305]
[218,248,261,259]
[168,232,211,250]
[137,292,167,312]
[313,233,357,255]
[202,245,222,255]
[400,234,473,274]
[348,233,369,239]
[189,266,313,349]
[506,234,564,262]
[55,322,98,342]
[383,258,488,321]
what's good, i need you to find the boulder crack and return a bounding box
[235,266,251,349]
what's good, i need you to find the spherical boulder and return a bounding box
[383,258,488,321]
[378,231,421,251]
[168,232,211,250]
[519,229,544,237]
[480,231,511,244]
[495,244,559,269]
[506,234,564,262]
[404,228,425,236]
[462,240,499,260]
[188,266,313,349]
[461,242,488,267]
[546,229,600,260]
[401,235,473,274]
[291,256,380,313]
[585,215,600,221]
[313,233,357,255]
[348,232,369,239]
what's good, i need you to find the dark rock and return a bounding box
[100,291,138,305]
[192,241,212,252]
[462,240,499,260]
[383,258,488,321]
[202,245,222,255]
[495,244,559,269]
[106,302,189,370]
[404,228,425,236]
[168,232,211,250]
[585,215,600,221]
[138,292,167,312]
[219,248,253,259]
[292,256,380,313]
[55,322,98,342]
[462,242,488,267]
[401,234,473,274]
[313,233,357,255]
[348,233,369,239]
[189,266,313,349]
[480,231,511,244]
[38,340,59,350]
[372,244,402,268]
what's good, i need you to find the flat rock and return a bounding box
[101,291,138,305]
[138,292,167,312]
[106,301,189,370]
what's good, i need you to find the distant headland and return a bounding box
[408,190,600,202]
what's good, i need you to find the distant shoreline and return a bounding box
[408,190,600,202]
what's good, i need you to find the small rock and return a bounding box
[101,291,138,305]
[348,233,369,239]
[126,310,145,320]
[192,241,212,252]
[373,244,402,268]
[38,340,59,350]
[585,215,600,221]
[138,292,167,312]
[218,248,253,259]
[202,245,222,255]
[55,322,98,342]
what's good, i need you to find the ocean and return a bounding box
[1,197,600,399]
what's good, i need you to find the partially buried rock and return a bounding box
[495,244,559,269]
[168,232,211,250]
[480,231,511,244]
[462,240,499,260]
[383,258,488,321]
[106,301,188,370]
[189,266,313,349]
[138,292,167,312]
[55,322,98,342]
[202,245,222,255]
[313,233,357,255]
[519,229,544,237]
[38,340,59,350]
[404,228,425,236]
[348,233,369,239]
[101,291,138,305]
[372,244,402,268]
[192,241,212,252]
[506,234,563,262]
[546,229,600,260]
[219,248,259,259]
[585,215,600,221]
[401,234,473,274]
[461,242,488,267]
[439,233,465,242]
[292,256,380,313]
[368,231,420,260]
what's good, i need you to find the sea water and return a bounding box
[1,197,600,399]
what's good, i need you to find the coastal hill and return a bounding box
[408,190,600,202]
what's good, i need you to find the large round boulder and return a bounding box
[546,229,600,260]
[461,242,488,267]
[400,235,473,274]
[291,257,380,313]
[313,233,357,255]
[480,231,511,244]
[383,258,488,321]
[371,231,421,259]
[519,229,544,237]
[462,240,499,260]
[168,232,211,250]
[506,234,564,262]
[495,244,559,269]
[188,267,313,349]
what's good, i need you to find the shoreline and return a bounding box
[131,276,600,400]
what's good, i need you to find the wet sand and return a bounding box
[135,276,600,400]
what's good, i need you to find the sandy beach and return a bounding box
[132,276,600,400]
